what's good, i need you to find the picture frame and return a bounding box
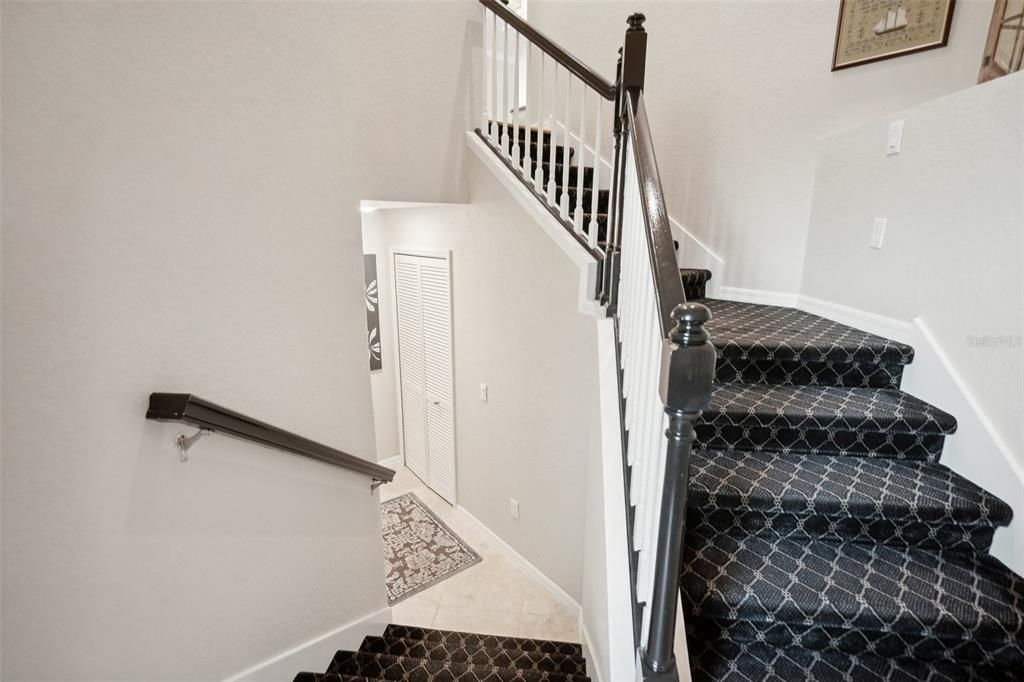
[832,0,957,71]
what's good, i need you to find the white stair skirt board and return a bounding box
[466,131,601,317]
[223,607,391,682]
[901,318,1024,576]
[716,286,1024,576]
[453,504,582,619]
[592,317,640,682]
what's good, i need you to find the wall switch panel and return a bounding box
[870,218,887,249]
[510,498,519,520]
[479,383,488,402]
[886,120,904,155]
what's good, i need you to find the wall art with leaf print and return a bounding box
[364,254,382,372]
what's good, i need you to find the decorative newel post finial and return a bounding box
[670,302,712,347]
[627,12,646,32]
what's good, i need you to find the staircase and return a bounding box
[488,124,1024,679]
[679,292,1024,681]
[473,4,1024,679]
[293,624,588,682]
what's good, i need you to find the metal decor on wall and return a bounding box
[364,254,382,372]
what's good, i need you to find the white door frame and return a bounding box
[389,247,457,505]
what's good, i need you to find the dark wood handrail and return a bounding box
[479,0,616,100]
[624,91,687,339]
[146,393,396,482]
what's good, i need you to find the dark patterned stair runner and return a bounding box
[677,292,1024,680]
[293,625,586,682]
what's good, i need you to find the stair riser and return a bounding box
[686,636,1020,682]
[486,124,553,145]
[487,137,574,164]
[684,283,707,301]
[329,651,585,682]
[715,358,905,389]
[695,423,946,462]
[686,617,1024,669]
[361,636,588,677]
[687,508,997,554]
[382,625,584,660]
[554,188,610,214]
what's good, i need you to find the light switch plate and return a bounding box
[479,383,488,403]
[870,218,887,249]
[886,120,904,155]
[510,498,519,520]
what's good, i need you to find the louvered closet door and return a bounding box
[394,253,457,504]
[395,256,428,483]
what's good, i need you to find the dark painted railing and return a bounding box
[472,7,714,680]
[146,393,396,485]
[608,16,716,681]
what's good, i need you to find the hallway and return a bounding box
[382,468,579,641]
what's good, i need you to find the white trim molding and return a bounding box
[378,455,402,471]
[718,286,799,309]
[453,504,582,618]
[223,607,391,682]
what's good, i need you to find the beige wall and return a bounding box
[530,0,994,293]
[1,1,479,679]
[362,150,599,601]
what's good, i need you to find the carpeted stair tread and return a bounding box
[328,650,586,682]
[688,449,1012,552]
[362,636,587,676]
[702,299,913,366]
[703,383,957,436]
[686,636,1021,681]
[680,533,1024,662]
[383,624,583,660]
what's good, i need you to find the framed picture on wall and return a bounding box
[832,0,956,71]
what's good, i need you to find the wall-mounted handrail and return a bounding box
[479,0,616,100]
[146,393,396,484]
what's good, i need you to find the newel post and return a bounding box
[641,302,716,681]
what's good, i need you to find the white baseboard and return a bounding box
[717,287,914,344]
[378,455,402,471]
[580,621,607,682]
[223,606,391,682]
[718,286,798,308]
[798,295,914,345]
[453,504,582,618]
[466,131,601,318]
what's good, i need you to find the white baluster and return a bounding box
[546,65,558,205]
[559,76,572,220]
[511,30,521,166]
[505,26,515,157]
[522,42,533,176]
[588,101,602,248]
[482,8,491,134]
[573,88,587,233]
[496,20,505,150]
[533,52,545,192]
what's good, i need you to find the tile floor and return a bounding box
[381,467,580,642]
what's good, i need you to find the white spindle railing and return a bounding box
[617,143,671,649]
[480,3,614,258]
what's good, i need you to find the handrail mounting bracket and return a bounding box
[176,428,212,462]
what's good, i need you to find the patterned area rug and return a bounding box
[382,492,481,605]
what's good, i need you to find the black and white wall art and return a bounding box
[364,254,382,372]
